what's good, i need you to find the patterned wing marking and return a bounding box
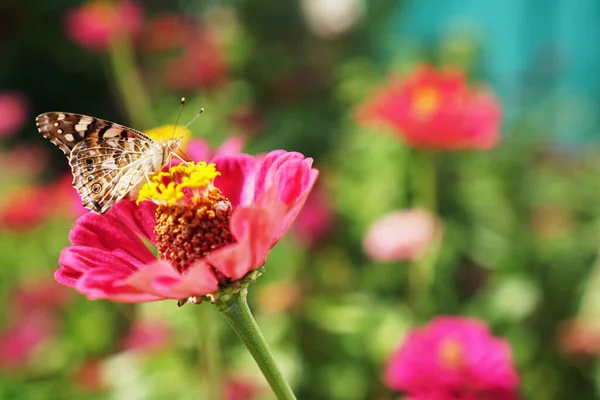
[36,112,155,155]
[69,138,158,213]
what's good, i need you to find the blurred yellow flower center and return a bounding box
[412,87,440,117]
[438,338,464,369]
[137,162,220,206]
[145,125,192,148]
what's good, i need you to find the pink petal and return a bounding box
[207,202,286,280]
[213,154,257,207]
[123,260,219,299]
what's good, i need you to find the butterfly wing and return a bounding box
[69,137,160,213]
[36,112,154,155]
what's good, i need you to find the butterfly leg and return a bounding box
[169,151,189,164]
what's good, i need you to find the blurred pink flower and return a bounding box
[384,316,519,399]
[363,209,442,262]
[64,0,144,52]
[224,376,264,400]
[162,28,228,91]
[292,186,334,246]
[0,91,28,138]
[357,65,501,151]
[55,151,318,303]
[120,319,171,354]
[0,313,55,370]
[13,279,73,313]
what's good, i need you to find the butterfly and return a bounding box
[36,112,182,214]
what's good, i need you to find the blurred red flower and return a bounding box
[357,65,501,151]
[363,209,442,262]
[55,151,318,303]
[557,317,600,358]
[0,91,28,138]
[64,0,144,52]
[161,28,228,91]
[0,185,53,231]
[384,316,519,399]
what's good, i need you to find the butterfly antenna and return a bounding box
[171,97,186,139]
[175,108,204,138]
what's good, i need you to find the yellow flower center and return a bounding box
[137,162,235,275]
[438,338,464,369]
[412,87,440,117]
[145,125,192,148]
[137,162,221,206]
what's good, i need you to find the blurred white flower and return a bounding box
[300,0,365,38]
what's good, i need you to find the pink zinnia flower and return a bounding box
[384,316,519,399]
[55,151,318,303]
[64,0,144,52]
[357,65,501,151]
[363,209,442,262]
[0,91,27,138]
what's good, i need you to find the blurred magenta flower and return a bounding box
[384,316,519,399]
[64,0,144,52]
[0,91,27,138]
[363,209,442,262]
[120,318,172,354]
[55,151,318,303]
[357,65,501,151]
[292,185,334,247]
[184,136,244,163]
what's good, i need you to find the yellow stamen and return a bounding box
[412,87,440,117]
[137,162,221,206]
[145,125,192,147]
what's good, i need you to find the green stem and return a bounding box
[412,151,437,212]
[198,306,222,399]
[217,289,296,400]
[108,33,155,129]
[407,150,439,310]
